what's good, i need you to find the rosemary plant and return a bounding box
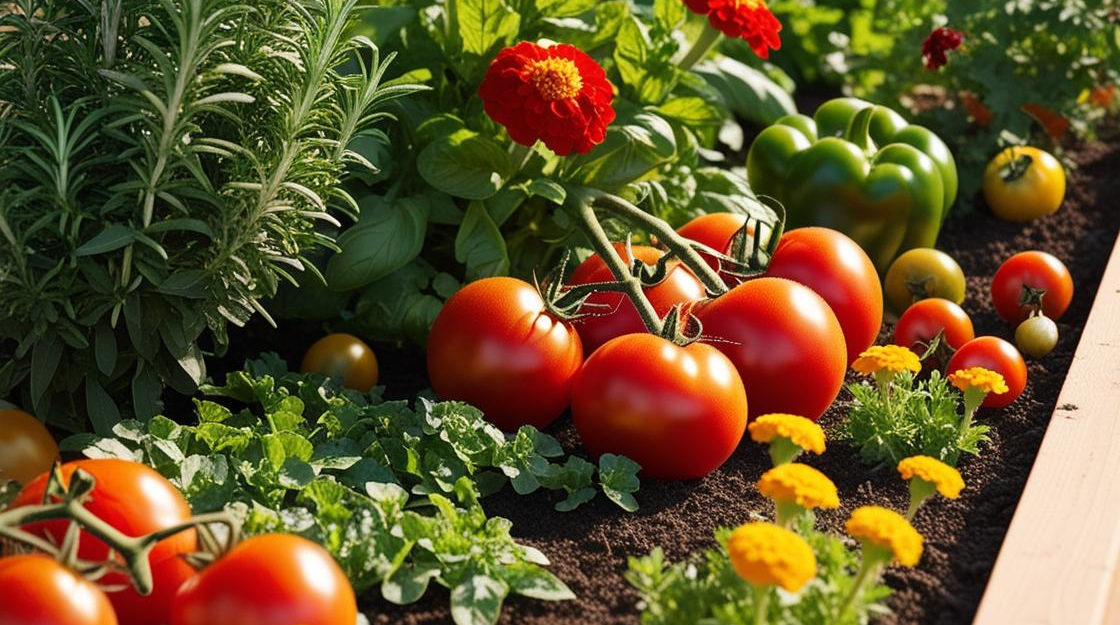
[0,0,421,431]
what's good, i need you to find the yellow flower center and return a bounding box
[529,57,583,101]
[736,0,767,9]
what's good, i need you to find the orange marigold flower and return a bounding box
[479,41,616,156]
[683,0,782,59]
[757,463,840,510]
[727,522,817,591]
[898,455,965,499]
[948,367,1008,395]
[851,345,921,376]
[846,506,924,567]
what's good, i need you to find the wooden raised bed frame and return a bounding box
[975,231,1120,624]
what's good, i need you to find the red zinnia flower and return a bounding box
[921,27,963,70]
[478,41,615,156]
[684,0,782,59]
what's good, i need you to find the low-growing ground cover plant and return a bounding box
[61,355,639,624]
[0,0,421,432]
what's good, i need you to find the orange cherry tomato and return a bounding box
[0,408,58,485]
[301,333,380,392]
[0,555,118,625]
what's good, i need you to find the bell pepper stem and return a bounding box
[571,198,665,335]
[589,191,730,296]
[678,20,723,71]
[845,106,879,155]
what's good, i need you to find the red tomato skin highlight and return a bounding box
[677,213,750,253]
[0,555,119,625]
[991,251,1073,323]
[571,333,748,480]
[765,227,883,364]
[569,245,705,354]
[947,336,1029,408]
[13,459,196,625]
[693,277,847,422]
[170,534,356,625]
[893,298,975,353]
[427,277,583,431]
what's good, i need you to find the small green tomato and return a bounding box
[1015,314,1059,358]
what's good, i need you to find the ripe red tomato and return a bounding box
[568,244,704,354]
[571,333,748,480]
[171,534,356,625]
[893,298,975,355]
[676,213,752,253]
[991,251,1073,324]
[693,277,847,421]
[947,336,1028,408]
[0,408,58,485]
[427,277,583,431]
[300,333,379,392]
[0,555,118,625]
[765,227,883,364]
[13,459,197,625]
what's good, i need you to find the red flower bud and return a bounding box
[921,27,963,70]
[478,41,615,156]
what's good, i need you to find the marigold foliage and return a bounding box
[757,463,840,510]
[726,522,817,591]
[748,413,826,454]
[845,506,924,567]
[898,455,965,499]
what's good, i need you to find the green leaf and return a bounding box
[525,179,567,205]
[507,564,576,601]
[599,454,640,512]
[93,322,118,376]
[75,224,135,256]
[535,0,596,18]
[383,563,442,605]
[455,202,509,280]
[85,378,121,435]
[694,55,796,125]
[653,0,686,28]
[30,337,63,405]
[450,574,509,625]
[555,487,596,512]
[456,0,520,58]
[657,97,724,128]
[567,112,677,190]
[180,454,237,512]
[417,130,512,200]
[326,195,429,291]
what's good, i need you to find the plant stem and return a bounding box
[833,556,880,624]
[572,200,665,335]
[753,584,771,625]
[678,20,723,71]
[591,191,729,295]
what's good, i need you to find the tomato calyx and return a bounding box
[0,464,239,596]
[914,328,956,367]
[905,275,935,301]
[1017,283,1048,314]
[1000,151,1035,183]
[658,304,704,347]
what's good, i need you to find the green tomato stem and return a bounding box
[590,191,729,296]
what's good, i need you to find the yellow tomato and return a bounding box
[0,409,59,485]
[983,146,1066,222]
[883,248,967,318]
[300,333,379,393]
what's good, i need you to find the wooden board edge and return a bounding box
[974,231,1120,625]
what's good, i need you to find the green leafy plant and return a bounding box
[843,370,989,466]
[625,519,891,625]
[0,0,421,431]
[61,355,640,624]
[270,0,792,343]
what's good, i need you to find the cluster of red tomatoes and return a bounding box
[891,249,1072,408]
[0,459,356,625]
[427,216,885,480]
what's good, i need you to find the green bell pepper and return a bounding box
[746,98,958,272]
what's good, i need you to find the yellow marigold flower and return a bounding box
[748,413,825,455]
[898,455,965,499]
[757,463,840,510]
[851,345,921,375]
[845,506,924,567]
[948,367,1009,395]
[726,522,817,592]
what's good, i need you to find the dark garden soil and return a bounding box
[215,134,1120,625]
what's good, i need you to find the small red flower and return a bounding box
[478,41,615,156]
[921,27,963,70]
[684,0,782,59]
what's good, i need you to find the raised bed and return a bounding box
[353,137,1120,624]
